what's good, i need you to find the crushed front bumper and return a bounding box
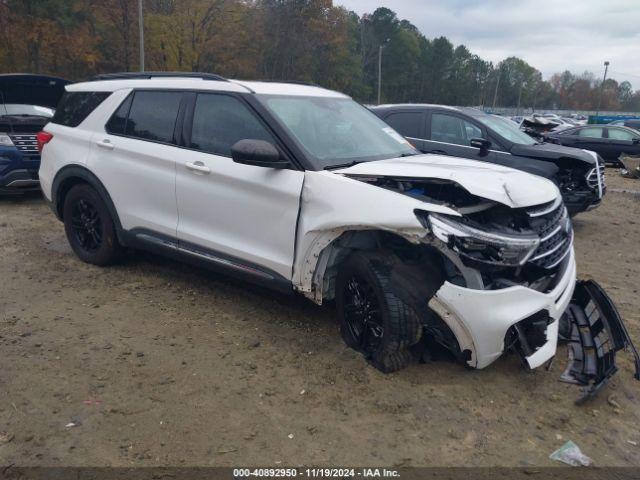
[429,250,577,369]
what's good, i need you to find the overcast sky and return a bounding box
[336,0,640,89]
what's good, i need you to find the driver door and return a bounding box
[174,92,304,281]
[425,112,495,163]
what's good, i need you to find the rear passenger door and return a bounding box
[174,92,304,282]
[382,111,426,151]
[425,111,494,162]
[566,127,607,159]
[89,89,183,238]
[605,127,640,159]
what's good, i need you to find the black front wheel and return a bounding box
[336,252,422,373]
[63,184,122,265]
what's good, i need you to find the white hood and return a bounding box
[335,154,559,208]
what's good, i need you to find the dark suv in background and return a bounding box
[0,74,70,193]
[370,104,605,216]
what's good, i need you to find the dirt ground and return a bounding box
[1,172,639,468]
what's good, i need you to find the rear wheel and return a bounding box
[336,252,422,373]
[63,184,122,265]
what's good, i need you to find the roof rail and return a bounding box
[260,79,320,87]
[91,72,228,82]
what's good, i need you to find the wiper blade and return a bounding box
[399,152,419,157]
[324,161,360,170]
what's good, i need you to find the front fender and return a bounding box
[292,170,454,299]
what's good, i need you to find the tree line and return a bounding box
[1,0,639,111]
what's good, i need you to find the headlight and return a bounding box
[0,133,14,147]
[427,213,540,267]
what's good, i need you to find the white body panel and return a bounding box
[293,169,457,293]
[335,154,559,208]
[174,149,304,279]
[39,124,95,202]
[87,133,179,237]
[83,88,180,237]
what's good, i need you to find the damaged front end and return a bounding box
[352,174,639,397]
[561,280,640,403]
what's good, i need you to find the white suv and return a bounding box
[38,73,635,389]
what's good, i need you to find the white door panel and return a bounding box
[88,134,178,236]
[175,150,303,279]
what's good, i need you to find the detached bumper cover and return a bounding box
[562,280,640,402]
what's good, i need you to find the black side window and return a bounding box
[385,112,422,139]
[431,113,483,146]
[52,92,111,127]
[190,93,276,157]
[105,94,133,135]
[124,91,183,143]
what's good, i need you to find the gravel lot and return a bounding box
[1,173,639,467]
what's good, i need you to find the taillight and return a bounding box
[37,131,54,153]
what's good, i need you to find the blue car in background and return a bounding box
[0,74,69,193]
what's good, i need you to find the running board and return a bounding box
[561,279,640,404]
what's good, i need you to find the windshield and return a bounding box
[477,115,537,145]
[0,103,55,118]
[257,95,417,169]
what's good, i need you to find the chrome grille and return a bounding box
[8,134,39,155]
[526,199,573,270]
[586,163,606,194]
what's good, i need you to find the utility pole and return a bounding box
[532,87,539,113]
[595,61,610,120]
[492,69,501,111]
[377,45,383,105]
[516,83,524,116]
[138,0,145,72]
[377,38,389,105]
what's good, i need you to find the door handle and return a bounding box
[96,139,114,150]
[185,161,210,174]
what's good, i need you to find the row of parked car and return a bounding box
[1,72,638,400]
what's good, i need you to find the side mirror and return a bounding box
[470,138,491,151]
[632,138,640,145]
[231,139,289,169]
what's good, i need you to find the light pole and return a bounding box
[491,68,501,111]
[138,0,145,72]
[595,61,610,120]
[377,38,389,105]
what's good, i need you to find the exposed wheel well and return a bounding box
[316,229,467,363]
[316,229,446,303]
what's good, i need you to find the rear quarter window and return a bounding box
[52,92,111,127]
[384,112,423,139]
[123,91,183,144]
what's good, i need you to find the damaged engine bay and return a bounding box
[344,174,640,402]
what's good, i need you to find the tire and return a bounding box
[335,251,422,373]
[63,183,122,265]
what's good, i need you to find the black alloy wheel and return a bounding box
[70,198,103,253]
[342,274,384,355]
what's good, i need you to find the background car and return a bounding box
[546,125,640,166]
[608,119,640,132]
[0,74,70,193]
[369,104,605,216]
